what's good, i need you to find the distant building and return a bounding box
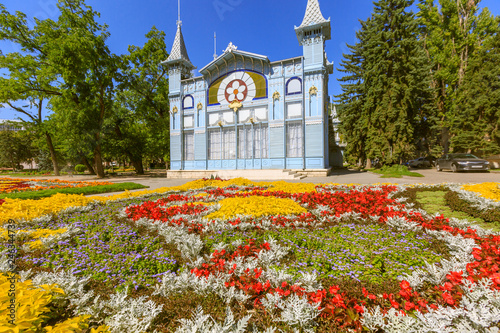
[163,0,342,171]
[0,119,23,132]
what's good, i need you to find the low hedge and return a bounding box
[445,190,500,223]
[0,182,148,200]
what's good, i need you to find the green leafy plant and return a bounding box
[75,164,87,173]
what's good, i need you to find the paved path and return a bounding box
[2,169,498,197]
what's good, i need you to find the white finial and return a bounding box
[213,32,217,60]
[224,42,237,53]
[177,0,182,26]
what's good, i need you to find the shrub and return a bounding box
[445,190,500,223]
[75,164,87,173]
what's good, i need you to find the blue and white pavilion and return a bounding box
[163,0,335,172]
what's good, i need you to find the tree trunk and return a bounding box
[441,127,450,154]
[45,132,60,176]
[366,158,372,169]
[93,144,105,178]
[130,158,144,175]
[78,152,96,175]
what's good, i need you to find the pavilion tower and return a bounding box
[295,0,332,71]
[162,22,195,96]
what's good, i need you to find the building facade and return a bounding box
[163,0,334,171]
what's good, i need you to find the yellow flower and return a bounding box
[0,193,93,225]
[1,228,68,249]
[462,182,500,202]
[205,196,307,220]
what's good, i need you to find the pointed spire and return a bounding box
[299,0,328,28]
[295,0,331,43]
[163,23,195,70]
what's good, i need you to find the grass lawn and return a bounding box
[416,190,500,233]
[0,182,148,200]
[1,179,499,332]
[370,165,424,178]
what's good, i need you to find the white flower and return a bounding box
[226,80,247,102]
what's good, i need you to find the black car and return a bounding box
[408,156,436,168]
[436,153,490,172]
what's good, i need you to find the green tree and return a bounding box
[0,4,63,175]
[0,124,36,170]
[364,0,435,165]
[0,0,121,178]
[451,27,500,156]
[336,32,369,166]
[45,0,118,178]
[417,0,498,154]
[337,0,435,166]
[114,27,170,174]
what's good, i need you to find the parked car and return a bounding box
[436,153,490,172]
[486,154,500,169]
[408,156,435,168]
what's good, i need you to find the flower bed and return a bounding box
[1,179,500,332]
[0,177,113,195]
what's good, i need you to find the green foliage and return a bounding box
[417,0,499,154]
[24,201,180,292]
[74,164,86,173]
[204,222,446,285]
[370,165,424,178]
[105,26,170,174]
[444,191,500,226]
[451,28,500,156]
[336,0,436,165]
[0,126,36,169]
[0,182,148,200]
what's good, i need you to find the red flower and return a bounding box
[329,285,340,295]
[442,292,455,306]
[404,302,415,311]
[446,271,463,285]
[400,280,411,291]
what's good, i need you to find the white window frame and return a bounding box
[183,131,194,161]
[286,121,303,158]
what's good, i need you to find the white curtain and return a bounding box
[254,125,268,159]
[223,128,236,159]
[287,122,303,157]
[183,132,194,161]
[238,126,251,159]
[208,129,221,160]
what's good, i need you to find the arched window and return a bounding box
[286,77,302,95]
[183,95,194,109]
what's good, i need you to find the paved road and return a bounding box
[2,169,498,197]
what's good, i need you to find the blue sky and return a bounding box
[1,0,499,121]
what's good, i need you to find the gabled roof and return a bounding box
[295,0,331,41]
[199,42,270,76]
[162,24,195,69]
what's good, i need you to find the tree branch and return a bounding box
[5,101,37,123]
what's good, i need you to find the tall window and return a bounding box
[208,129,221,160]
[287,122,303,157]
[254,125,268,158]
[238,126,251,159]
[222,128,236,159]
[237,125,268,159]
[183,132,194,161]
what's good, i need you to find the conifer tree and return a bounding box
[336,22,369,166]
[337,0,435,166]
